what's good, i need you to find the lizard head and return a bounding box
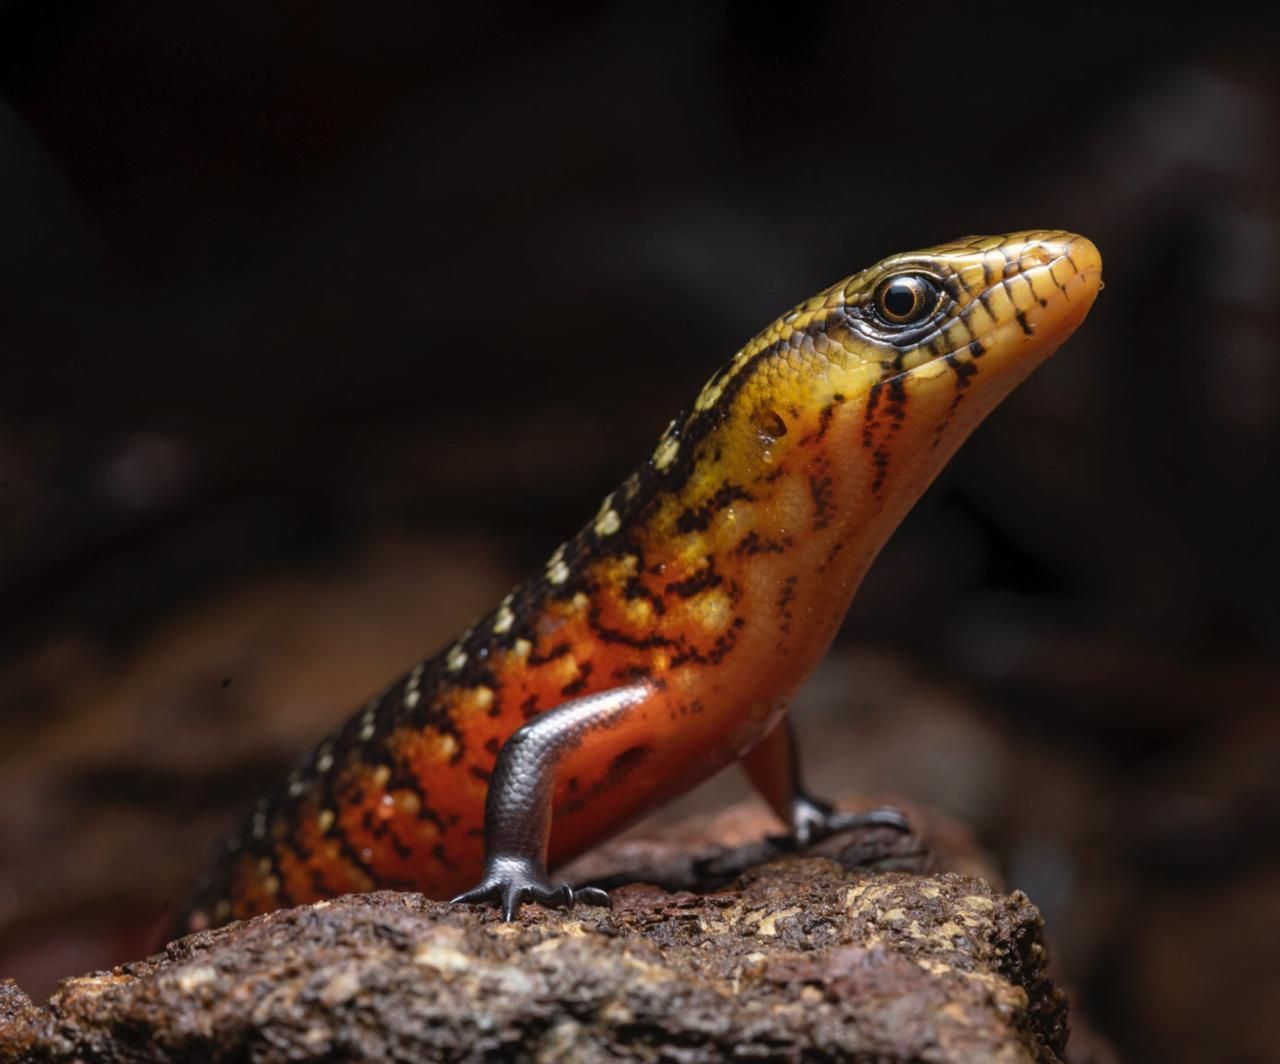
[640,231,1101,551]
[714,229,1103,451]
[827,229,1102,399]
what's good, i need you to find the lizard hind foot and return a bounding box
[786,796,912,848]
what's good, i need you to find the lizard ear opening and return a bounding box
[753,407,788,441]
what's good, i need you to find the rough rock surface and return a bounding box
[1,804,1070,1064]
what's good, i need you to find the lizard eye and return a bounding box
[873,274,940,326]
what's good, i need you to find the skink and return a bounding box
[180,230,1102,928]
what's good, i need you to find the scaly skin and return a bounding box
[181,231,1102,931]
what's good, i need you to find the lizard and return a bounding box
[179,230,1101,928]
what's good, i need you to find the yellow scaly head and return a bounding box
[646,231,1102,551]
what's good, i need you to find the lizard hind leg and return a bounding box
[740,715,910,848]
[450,683,653,920]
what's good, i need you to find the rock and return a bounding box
[2,806,1069,1063]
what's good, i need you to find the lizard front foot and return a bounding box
[450,857,611,921]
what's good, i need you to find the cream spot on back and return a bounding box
[653,435,680,471]
[545,544,571,585]
[594,507,621,537]
[493,593,516,634]
[406,662,425,697]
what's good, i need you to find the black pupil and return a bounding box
[883,280,919,319]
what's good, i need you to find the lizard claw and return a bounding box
[785,795,911,848]
[450,858,611,920]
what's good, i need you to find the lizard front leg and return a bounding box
[451,682,654,920]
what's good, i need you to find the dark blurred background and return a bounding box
[1,1,1277,1059]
